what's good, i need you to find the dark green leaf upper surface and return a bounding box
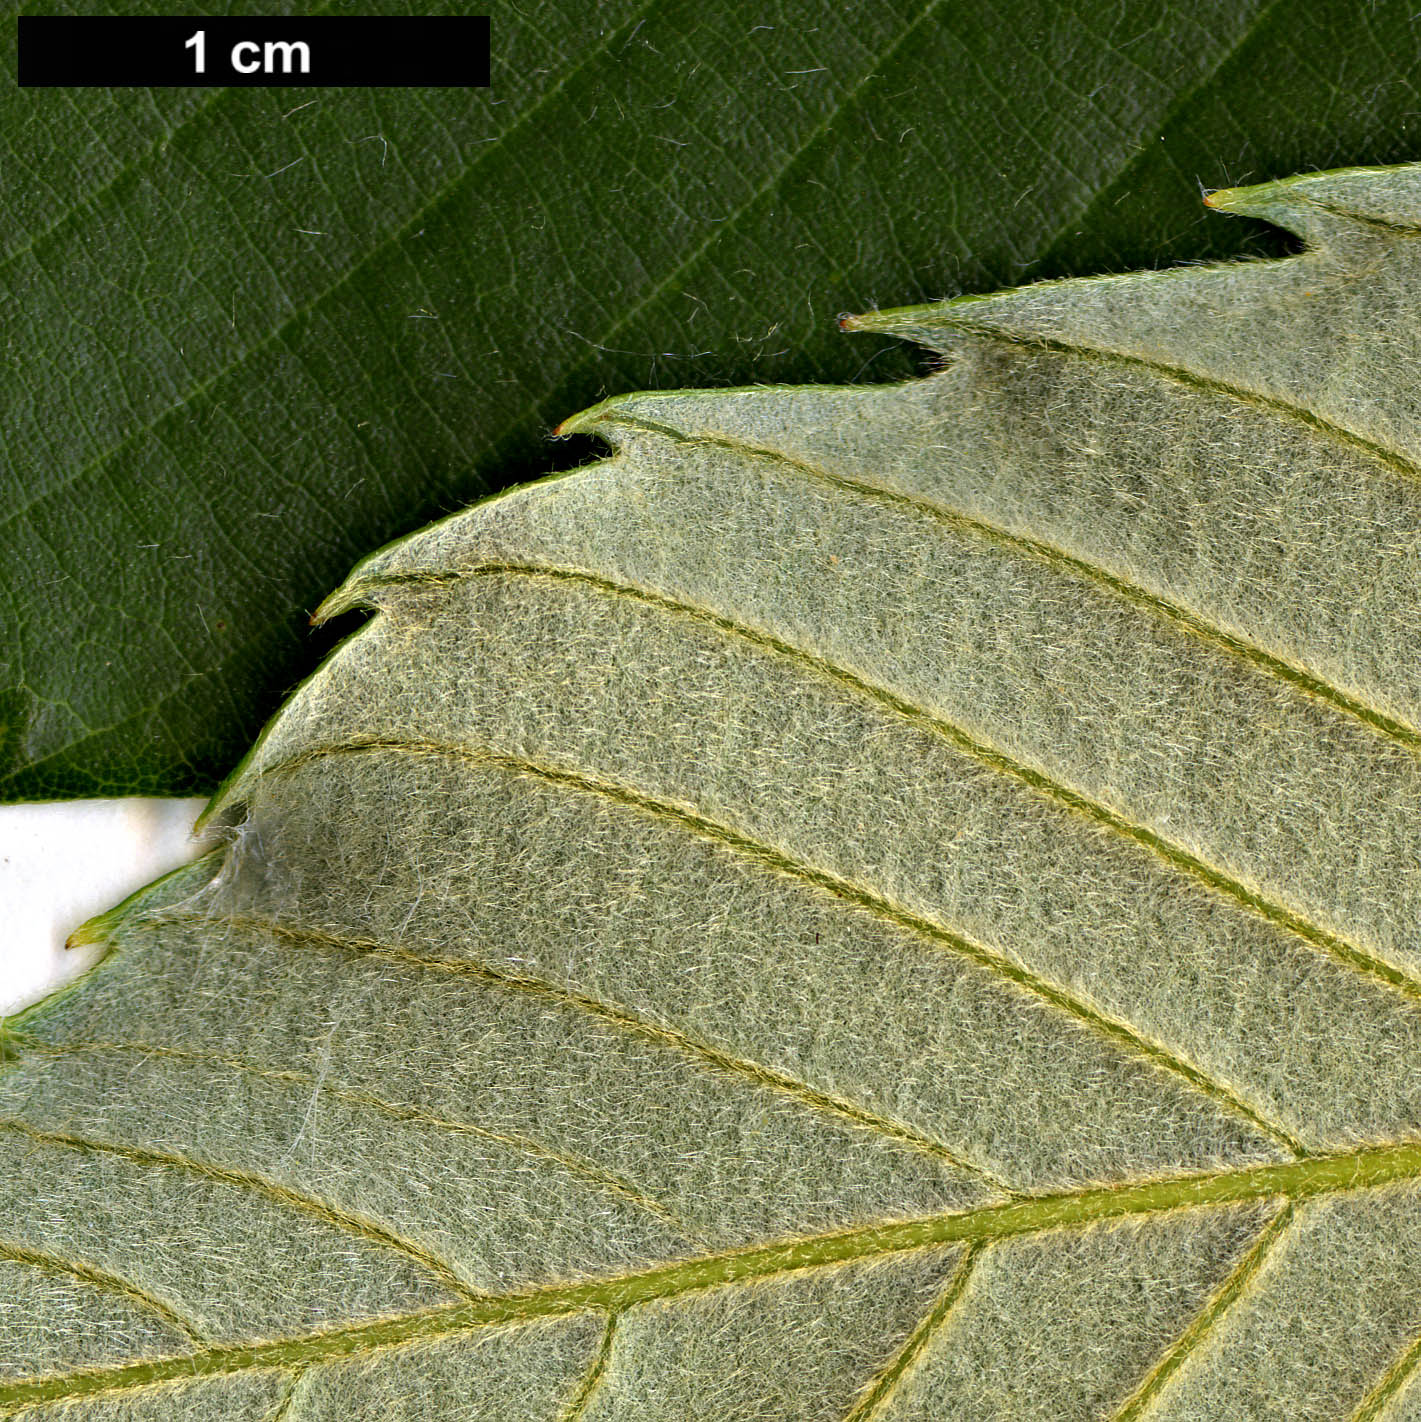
[5,165,1421,1418]
[8,0,1421,799]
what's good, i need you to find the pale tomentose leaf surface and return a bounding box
[16,0,1361,806]
[17,0,1421,806]
[5,165,1421,1419]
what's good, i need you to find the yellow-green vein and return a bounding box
[0,1118,477,1302]
[10,1038,693,1239]
[0,1240,205,1344]
[4,1140,1421,1414]
[1111,1201,1294,1420]
[842,1244,982,1421]
[257,736,1307,1156]
[131,906,1017,1196]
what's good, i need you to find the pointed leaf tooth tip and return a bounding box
[65,917,111,951]
[554,398,625,439]
[1201,183,1257,214]
[554,405,606,438]
[311,575,382,625]
[310,590,344,626]
[1199,172,1336,220]
[841,309,892,332]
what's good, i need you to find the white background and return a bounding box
[0,798,209,1017]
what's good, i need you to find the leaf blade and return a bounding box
[15,0,1421,800]
[9,162,1421,1417]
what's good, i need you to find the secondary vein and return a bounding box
[132,907,1016,1195]
[0,1119,477,1303]
[593,408,1421,757]
[842,1243,982,1420]
[922,317,1421,502]
[1110,1201,1294,1420]
[1351,1320,1421,1421]
[259,736,1306,1156]
[555,1312,617,1422]
[0,1240,206,1344]
[368,544,1421,1021]
[12,1038,690,1237]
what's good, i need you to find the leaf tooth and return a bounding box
[553,393,646,441]
[1204,163,1421,237]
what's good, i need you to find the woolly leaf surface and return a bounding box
[20,0,1382,803]
[6,165,1421,1419]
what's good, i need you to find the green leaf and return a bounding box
[8,0,1421,800]
[6,163,1421,1418]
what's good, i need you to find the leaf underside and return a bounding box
[14,0,1421,804]
[7,164,1421,1419]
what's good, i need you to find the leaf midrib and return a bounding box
[4,1140,1420,1413]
